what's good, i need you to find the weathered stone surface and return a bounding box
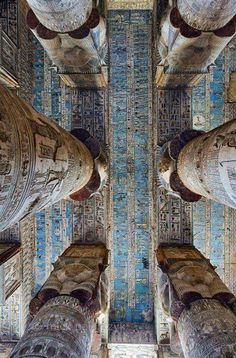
[228,72,236,102]
[31,244,108,313]
[107,0,154,9]
[157,246,234,311]
[0,244,21,304]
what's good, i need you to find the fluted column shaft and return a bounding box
[177,118,236,208]
[0,84,93,231]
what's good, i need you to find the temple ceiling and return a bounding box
[0,0,236,356]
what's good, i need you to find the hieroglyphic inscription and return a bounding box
[109,323,156,344]
[72,90,107,244]
[157,90,192,245]
[0,286,22,342]
[107,0,154,9]
[0,0,18,45]
[108,9,153,322]
[0,29,18,78]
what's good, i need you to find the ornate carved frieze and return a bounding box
[108,343,158,357]
[109,323,156,344]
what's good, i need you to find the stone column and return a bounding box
[156,2,236,88]
[26,2,107,88]
[156,245,236,358]
[0,84,106,231]
[178,299,236,358]
[10,244,108,358]
[158,118,236,208]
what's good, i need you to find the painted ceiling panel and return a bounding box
[108,9,153,323]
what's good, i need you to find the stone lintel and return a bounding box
[107,0,154,9]
[156,245,214,272]
[62,243,108,264]
[156,65,207,89]
[59,67,108,89]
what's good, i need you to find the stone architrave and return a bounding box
[158,118,236,208]
[10,244,109,358]
[0,85,106,231]
[156,245,236,358]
